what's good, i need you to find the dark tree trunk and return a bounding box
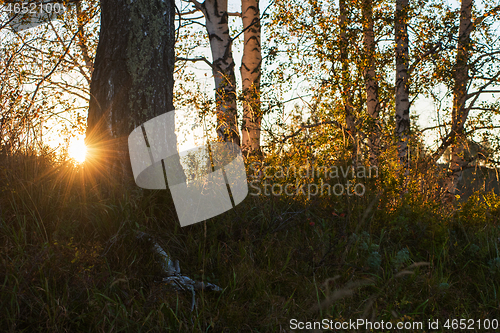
[86,0,177,191]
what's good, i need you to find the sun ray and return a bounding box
[68,136,87,163]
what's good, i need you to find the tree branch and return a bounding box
[465,125,500,135]
[178,8,201,16]
[186,0,203,13]
[175,56,214,70]
[418,124,449,133]
[231,0,274,41]
[180,20,206,28]
[467,90,500,99]
[29,29,79,111]
[466,70,500,102]
[282,120,342,142]
[409,42,442,74]
[469,50,500,68]
[473,4,500,27]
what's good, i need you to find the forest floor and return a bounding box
[1,152,499,332]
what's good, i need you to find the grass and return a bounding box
[0,151,499,332]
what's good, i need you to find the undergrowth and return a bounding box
[0,151,499,332]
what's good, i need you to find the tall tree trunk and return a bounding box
[240,0,262,157]
[86,0,178,190]
[444,0,473,197]
[362,0,380,167]
[193,0,240,145]
[395,0,410,171]
[339,0,356,165]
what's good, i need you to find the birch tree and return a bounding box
[395,0,410,171]
[186,0,240,145]
[424,0,500,198]
[240,0,262,157]
[362,0,380,167]
[339,0,357,165]
[267,0,392,166]
[442,0,474,196]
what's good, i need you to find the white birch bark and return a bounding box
[395,0,410,171]
[240,0,262,156]
[362,0,380,167]
[196,0,240,144]
[444,0,473,197]
[339,0,356,165]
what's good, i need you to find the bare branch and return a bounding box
[47,20,91,84]
[178,8,201,16]
[282,120,342,142]
[467,90,500,98]
[231,0,274,41]
[175,56,214,70]
[29,29,79,111]
[430,71,500,163]
[469,50,500,68]
[472,76,500,82]
[466,70,500,103]
[473,4,500,27]
[409,42,442,74]
[186,0,203,12]
[44,80,90,101]
[469,107,498,111]
[281,94,312,104]
[418,124,449,133]
[232,17,258,41]
[180,20,206,28]
[465,125,500,135]
[178,15,204,21]
[0,9,21,30]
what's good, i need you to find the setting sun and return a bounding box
[68,137,87,163]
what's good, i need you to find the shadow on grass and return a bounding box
[0,152,499,332]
